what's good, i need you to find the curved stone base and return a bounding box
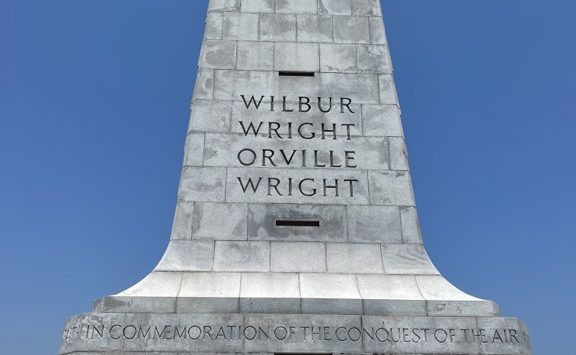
[61,312,531,355]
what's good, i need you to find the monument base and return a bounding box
[61,312,530,355]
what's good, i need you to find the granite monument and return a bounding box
[60,1,532,354]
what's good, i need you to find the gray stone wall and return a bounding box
[169,0,426,277]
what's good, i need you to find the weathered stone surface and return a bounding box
[297,14,333,42]
[239,273,300,313]
[248,203,347,242]
[192,202,247,240]
[381,244,439,275]
[362,104,403,136]
[271,241,326,272]
[260,14,296,41]
[213,241,270,272]
[241,0,274,13]
[205,13,223,40]
[347,205,402,243]
[326,242,384,273]
[177,273,241,313]
[156,241,215,271]
[320,43,357,72]
[319,0,352,16]
[236,41,274,71]
[189,100,231,133]
[193,69,214,100]
[334,16,370,44]
[274,42,319,72]
[199,40,236,69]
[275,0,318,14]
[179,167,226,202]
[170,202,194,240]
[222,13,258,40]
[369,170,415,206]
[401,206,423,244]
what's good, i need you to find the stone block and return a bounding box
[357,44,391,73]
[361,104,403,137]
[333,16,370,44]
[205,13,223,40]
[389,136,409,170]
[178,167,227,202]
[275,0,318,14]
[213,69,236,100]
[352,0,381,16]
[416,276,500,316]
[357,275,422,300]
[400,206,423,243]
[193,69,214,100]
[170,202,194,240]
[370,16,387,44]
[155,240,215,271]
[119,272,182,298]
[248,203,347,242]
[192,202,247,240]
[369,170,415,206]
[177,272,241,313]
[320,44,357,72]
[271,242,326,272]
[199,40,237,69]
[357,275,427,315]
[297,14,333,42]
[97,272,182,313]
[274,42,319,72]
[379,73,400,105]
[381,244,439,275]
[300,273,362,314]
[318,0,352,15]
[189,99,231,133]
[213,241,270,271]
[347,205,402,243]
[326,242,384,273]
[183,133,204,167]
[260,14,297,41]
[226,167,369,205]
[222,13,259,40]
[239,273,300,313]
[237,41,274,70]
[241,0,274,13]
[208,0,241,12]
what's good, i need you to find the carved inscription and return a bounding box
[233,95,363,200]
[64,322,529,345]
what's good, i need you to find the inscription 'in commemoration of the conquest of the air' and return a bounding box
[231,95,366,201]
[61,314,530,354]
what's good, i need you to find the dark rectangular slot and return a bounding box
[278,71,316,77]
[275,220,320,227]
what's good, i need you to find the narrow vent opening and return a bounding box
[278,71,316,77]
[275,220,320,227]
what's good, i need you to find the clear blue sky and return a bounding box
[1,0,574,353]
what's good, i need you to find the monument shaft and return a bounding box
[60,0,532,354]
